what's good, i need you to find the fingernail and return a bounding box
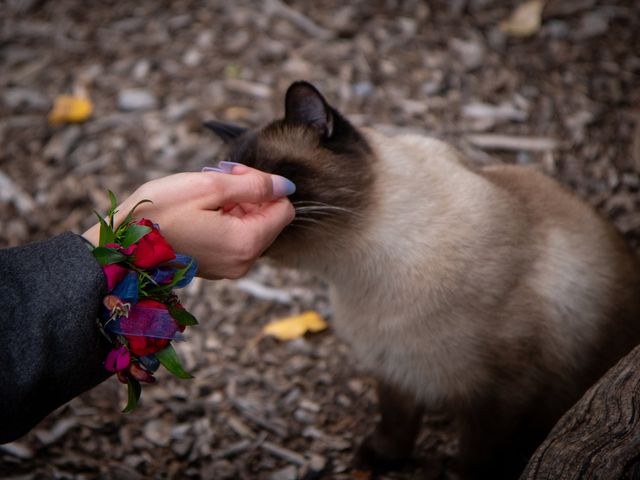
[218,161,245,173]
[201,166,227,173]
[272,175,296,197]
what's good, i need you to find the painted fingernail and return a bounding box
[272,175,296,197]
[218,161,245,173]
[201,166,227,173]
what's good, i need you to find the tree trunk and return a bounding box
[520,344,640,479]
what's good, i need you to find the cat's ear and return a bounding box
[284,81,333,138]
[203,120,248,143]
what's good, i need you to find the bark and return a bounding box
[521,344,640,479]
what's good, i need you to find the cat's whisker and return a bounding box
[291,217,330,226]
[287,223,317,232]
[293,203,362,219]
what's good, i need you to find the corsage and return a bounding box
[91,191,198,412]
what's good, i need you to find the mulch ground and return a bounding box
[1,0,639,478]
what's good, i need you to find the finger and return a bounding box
[244,198,296,251]
[214,169,296,205]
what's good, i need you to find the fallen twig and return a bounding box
[264,0,333,40]
[465,133,559,151]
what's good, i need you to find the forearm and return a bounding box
[0,232,111,443]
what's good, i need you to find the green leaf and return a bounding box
[121,224,152,248]
[95,211,115,246]
[143,260,194,296]
[92,246,127,265]
[121,199,153,227]
[156,344,193,379]
[108,190,117,209]
[122,378,141,413]
[108,190,118,229]
[169,305,198,326]
[166,260,193,289]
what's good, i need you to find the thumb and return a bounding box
[210,167,296,205]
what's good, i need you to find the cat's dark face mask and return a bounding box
[203,81,376,258]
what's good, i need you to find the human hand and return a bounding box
[83,164,295,279]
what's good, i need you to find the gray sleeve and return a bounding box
[0,232,112,443]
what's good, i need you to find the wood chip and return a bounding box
[465,133,559,152]
[213,439,252,459]
[229,397,289,437]
[224,79,273,100]
[264,0,333,40]
[0,170,35,213]
[234,278,293,304]
[227,414,256,439]
[261,441,307,466]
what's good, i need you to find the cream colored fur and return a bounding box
[282,128,640,415]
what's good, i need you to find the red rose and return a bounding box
[123,299,185,357]
[126,334,170,357]
[131,219,176,269]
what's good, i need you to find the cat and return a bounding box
[205,81,640,479]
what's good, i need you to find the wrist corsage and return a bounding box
[92,191,198,412]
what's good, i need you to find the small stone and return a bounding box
[117,89,158,111]
[487,26,507,50]
[132,60,151,80]
[224,30,250,54]
[165,100,195,122]
[293,408,316,424]
[172,437,193,457]
[308,453,327,473]
[143,419,172,447]
[282,58,312,77]
[352,82,373,97]
[545,20,569,39]
[123,454,146,470]
[302,426,324,438]
[347,378,364,395]
[575,11,609,39]
[269,465,298,480]
[170,423,191,440]
[450,38,485,71]
[183,49,202,67]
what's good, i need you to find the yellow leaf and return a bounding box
[262,311,328,341]
[48,94,93,125]
[224,106,252,121]
[499,0,545,38]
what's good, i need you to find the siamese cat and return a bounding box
[205,81,640,478]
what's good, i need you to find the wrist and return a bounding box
[82,225,99,247]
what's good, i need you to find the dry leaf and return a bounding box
[48,94,93,125]
[223,106,252,121]
[262,311,328,341]
[499,0,545,38]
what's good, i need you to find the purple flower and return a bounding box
[104,346,130,372]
